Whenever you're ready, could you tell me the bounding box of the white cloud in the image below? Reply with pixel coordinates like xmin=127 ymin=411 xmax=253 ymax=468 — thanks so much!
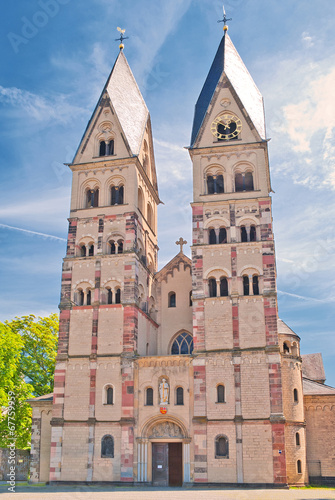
xmin=301 ymin=31 xmax=314 ymax=48
xmin=0 ymin=85 xmax=87 ymax=125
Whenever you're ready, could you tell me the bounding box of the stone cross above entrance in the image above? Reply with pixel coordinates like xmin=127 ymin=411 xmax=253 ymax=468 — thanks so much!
xmin=175 ymin=237 xmax=187 ymax=254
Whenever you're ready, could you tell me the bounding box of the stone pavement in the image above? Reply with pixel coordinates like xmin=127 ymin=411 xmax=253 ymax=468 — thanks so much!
xmin=0 ymin=484 xmax=335 ymax=500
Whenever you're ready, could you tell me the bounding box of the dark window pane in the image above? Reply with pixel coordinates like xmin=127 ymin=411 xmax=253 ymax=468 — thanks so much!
xmin=89 ymin=245 xmax=94 ymax=257
xmin=297 ymin=460 xmax=302 ymax=474
xmin=111 ymin=186 xmax=117 ymax=205
xmin=146 ymin=388 xmax=153 ymax=406
xmin=217 ymin=385 xmax=225 ymax=403
xmin=253 ymin=275 xmax=259 ymax=295
xmin=118 ymin=240 xmax=123 ymax=254
xmin=209 ymin=278 xmax=217 ymax=298
xmin=169 ymin=293 xmax=176 ymax=307
xmin=107 ymin=289 xmax=113 ymax=305
xmin=171 ymin=333 xmax=193 ymax=355
xmin=78 ymin=290 xmax=84 ymax=306
xmin=219 ymin=228 xmax=227 ymax=244
xmin=245 ymin=172 xmax=254 ymax=191
xmin=99 ymin=141 xmax=106 ymax=157
xmin=207 ymin=175 xmax=215 ymax=194
xmin=294 ymin=389 xmax=298 ymax=402
xmin=107 ymin=387 xmax=113 ymax=405
xmin=220 ymin=278 xmax=228 ymax=297
xmin=80 ymin=245 xmax=86 ymax=257
xmin=180 ymin=339 xmax=189 ymax=354
xmin=296 ymin=433 xmax=300 ymax=446
xmin=241 ymin=226 xmax=248 ymax=242
xmin=115 ymin=289 xmax=121 ymax=304
xmin=87 ymin=290 xmax=91 ymax=306
xmin=110 ymin=242 xmax=116 ymax=254
xmin=209 ymin=229 xmax=217 ymax=245
xmin=108 ymin=140 xmax=114 ymax=156
xmin=235 ymin=173 xmax=243 ymax=192
xmin=93 ymin=189 xmax=99 ymax=207
xmin=216 ymin=437 xmax=228 ymax=457
xmin=216 ymin=175 xmax=224 ymax=193
xmin=176 ymin=387 xmax=184 ymax=405
xmin=250 ymin=225 xmax=256 ymax=242
xmin=101 ymin=435 xmax=114 ymax=458
xmin=243 ymin=276 xmax=249 ymax=296
xmin=119 ymin=185 xmax=124 ymax=204
xmin=171 ymin=340 xmax=179 ymax=355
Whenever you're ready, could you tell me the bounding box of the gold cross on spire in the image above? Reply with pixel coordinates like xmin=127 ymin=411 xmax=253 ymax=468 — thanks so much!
xmin=176 ymin=237 xmax=187 ymax=254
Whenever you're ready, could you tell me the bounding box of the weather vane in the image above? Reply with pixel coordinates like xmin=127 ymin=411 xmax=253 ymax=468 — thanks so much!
xmin=217 ymin=5 xmax=232 ymax=33
xmin=115 ymin=27 xmax=129 ymax=50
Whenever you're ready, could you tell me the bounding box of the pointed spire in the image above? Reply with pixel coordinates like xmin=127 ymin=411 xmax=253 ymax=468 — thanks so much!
xmin=190 ymin=34 xmax=266 ymax=147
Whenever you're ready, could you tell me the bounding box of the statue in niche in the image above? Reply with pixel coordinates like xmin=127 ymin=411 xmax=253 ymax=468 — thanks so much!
xmin=159 ymin=378 xmax=169 ymax=404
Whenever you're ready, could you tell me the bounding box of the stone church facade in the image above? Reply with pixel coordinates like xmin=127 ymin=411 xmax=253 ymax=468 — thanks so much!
xmin=29 ymin=31 xmax=335 ymax=486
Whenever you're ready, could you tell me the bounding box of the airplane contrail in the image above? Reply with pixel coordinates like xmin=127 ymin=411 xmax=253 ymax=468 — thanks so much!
xmin=0 ymin=223 xmax=66 ymax=242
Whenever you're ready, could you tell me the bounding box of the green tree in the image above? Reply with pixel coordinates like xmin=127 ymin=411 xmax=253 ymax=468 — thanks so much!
xmin=0 ymin=314 xmax=58 ymax=449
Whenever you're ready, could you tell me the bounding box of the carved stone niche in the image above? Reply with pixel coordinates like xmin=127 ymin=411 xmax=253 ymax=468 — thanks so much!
xmin=149 ymin=421 xmax=184 ymax=439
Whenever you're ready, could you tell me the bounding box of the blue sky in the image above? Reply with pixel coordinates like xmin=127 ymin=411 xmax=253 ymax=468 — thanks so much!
xmin=1 ymin=0 xmax=335 ymax=385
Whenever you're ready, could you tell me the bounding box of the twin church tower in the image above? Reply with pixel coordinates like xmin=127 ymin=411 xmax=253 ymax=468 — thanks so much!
xmin=30 ymin=28 xmax=308 ymax=486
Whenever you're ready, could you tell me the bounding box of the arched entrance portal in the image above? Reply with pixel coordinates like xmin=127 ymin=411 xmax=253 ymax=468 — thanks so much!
xmin=138 ymin=417 xmax=191 ymax=486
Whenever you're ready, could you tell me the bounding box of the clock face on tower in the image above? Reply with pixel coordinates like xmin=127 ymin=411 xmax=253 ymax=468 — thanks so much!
xmin=211 ymin=113 xmax=242 ymax=140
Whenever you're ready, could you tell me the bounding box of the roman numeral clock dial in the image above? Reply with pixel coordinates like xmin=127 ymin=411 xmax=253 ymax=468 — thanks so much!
xmin=211 ymin=113 xmax=242 ymax=140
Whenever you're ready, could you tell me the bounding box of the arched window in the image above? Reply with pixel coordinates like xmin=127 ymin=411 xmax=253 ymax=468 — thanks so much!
xmin=176 ymin=387 xmax=184 ymax=405
xmin=111 ymin=185 xmax=124 ymax=205
xmin=294 ymin=388 xmax=298 ymax=403
xmin=283 ymin=342 xmax=290 ymax=354
xmin=295 ymin=432 xmax=300 ymax=446
xmin=209 ymin=278 xmax=217 ymax=298
xmin=219 ymin=227 xmax=227 ymax=244
xmin=220 ymin=278 xmax=228 ymax=297
xmin=235 ymin=172 xmax=254 ymax=192
xmin=207 ymin=174 xmax=224 ymax=194
xmin=146 ymin=388 xmax=153 ymax=406
xmin=86 ymin=290 xmax=91 ymax=306
xmin=168 ymin=292 xmax=176 ymax=308
xmin=250 ymin=225 xmax=256 ymax=242
xmin=101 ymin=435 xmax=114 ymax=458
xmin=99 ymin=140 xmax=106 ymax=156
xmin=171 ymin=332 xmax=193 ymax=355
xmin=80 ymin=245 xmax=86 ymax=257
xmin=243 ymin=275 xmax=249 ymax=296
xmin=107 ymin=288 xmax=113 ymax=305
xmin=106 ymin=387 xmax=113 ymax=405
xmin=138 ymin=188 xmax=144 ymax=214
xmin=115 ymin=288 xmax=121 ymax=304
xmin=217 ymin=384 xmax=225 ymax=403
xmin=207 ymin=175 xmax=215 ymax=194
xmin=252 ymin=275 xmax=259 ymax=296
xmin=209 ymin=229 xmax=217 ymax=245
xmin=245 ymin=172 xmax=254 ymax=191
xmin=108 ymin=140 xmax=114 ymax=156
xmin=117 ymin=240 xmax=124 ymax=254
xmin=78 ymin=289 xmax=84 ymax=306
xmin=147 ymin=203 xmax=153 ymax=229
xmin=235 ymin=173 xmax=244 ymax=192
xmin=215 ymin=436 xmax=229 ymax=458
xmin=297 ymin=460 xmax=302 ymax=474
xmin=109 ymin=241 xmax=116 ymax=255
xmin=189 ymin=291 xmax=192 ymax=307
xmin=86 ymin=188 xmax=99 ymax=208
xmin=241 ymin=226 xmax=248 ymax=242
xmin=89 ymin=245 xmax=94 ymax=257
